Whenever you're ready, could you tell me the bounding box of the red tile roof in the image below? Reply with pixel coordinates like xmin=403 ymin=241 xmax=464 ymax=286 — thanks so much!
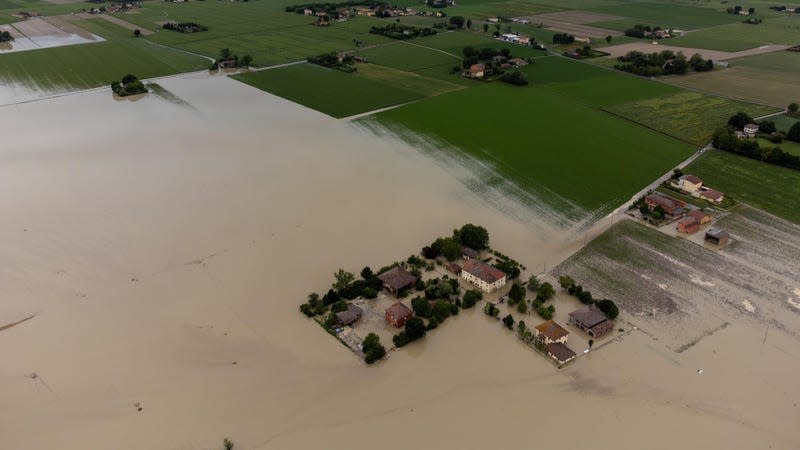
xmin=701 ymin=189 xmax=724 ymax=200
xmin=681 ymin=174 xmax=702 ymax=184
xmin=688 ymin=210 xmax=710 ymax=221
xmin=462 ymin=259 xmax=506 ymax=283
xmin=377 ymin=266 xmax=417 ymax=291
xmin=535 ymin=320 xmax=569 ymax=341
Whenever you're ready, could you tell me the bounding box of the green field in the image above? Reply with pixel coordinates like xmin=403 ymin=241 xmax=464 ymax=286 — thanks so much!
xmin=353 ymin=41 xmax=461 ymax=72
xmin=588 ymin=3 xmax=744 ymax=30
xmin=757 ymin=137 xmax=800 ymax=156
xmin=770 ymin=114 xmax=800 ymax=133
xmin=670 ymin=17 xmax=800 ymax=52
xmin=605 ymin=92 xmax=778 ymax=146
xmin=685 ymin=150 xmax=800 ymax=223
xmin=233 ymin=63 xmax=444 ymax=118
xmin=0 ymin=19 xmax=208 ymax=93
xmin=365 ymin=79 xmax=693 ymax=217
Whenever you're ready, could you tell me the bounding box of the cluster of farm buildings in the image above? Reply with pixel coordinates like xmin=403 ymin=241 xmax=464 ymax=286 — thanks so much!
xmin=301 ymin=4 xmax=446 ymax=21
xmin=468 ymin=56 xmax=528 ymax=78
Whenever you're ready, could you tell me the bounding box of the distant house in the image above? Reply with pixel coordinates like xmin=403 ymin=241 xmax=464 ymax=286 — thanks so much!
xmin=705 ymin=227 xmax=730 ymax=246
xmin=461 ymin=259 xmax=506 ymax=293
xmin=688 ymin=209 xmax=712 ymax=225
xmin=377 ymin=266 xmax=418 ymax=295
xmin=446 ymin=262 xmax=462 ymax=275
xmin=303 ymin=8 xmax=313 ymax=15
xmin=470 ymin=63 xmax=485 ymax=78
xmin=743 ymin=123 xmax=759 ymax=136
xmin=461 ymin=247 xmax=479 ymax=260
xmin=568 ymin=305 xmax=614 ymax=338
xmin=518 ymin=36 xmax=530 ymax=45
xmin=510 ymin=57 xmax=528 ymax=67
xmin=678 ymin=174 xmax=703 ymax=193
xmin=699 ymin=188 xmax=725 ymax=204
xmin=574 ymin=36 xmax=591 ymax=43
xmin=487 ymin=17 xmax=499 ymax=23
xmin=546 ymin=342 xmax=576 ymax=365
xmin=676 ymin=216 xmax=700 ymax=234
xmin=336 ymin=304 xmax=363 ymax=326
xmin=385 ymin=301 xmax=413 ymax=328
xmin=217 ymin=58 xmax=238 ymax=69
xmin=645 ymin=193 xmax=686 ymax=216
xmin=534 ymin=320 xmax=569 ymax=345
xmin=501 ymin=33 xmax=519 ymax=42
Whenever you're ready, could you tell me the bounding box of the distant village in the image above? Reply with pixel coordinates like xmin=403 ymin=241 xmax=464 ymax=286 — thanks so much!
xmin=299 ymin=224 xmax=620 ymax=367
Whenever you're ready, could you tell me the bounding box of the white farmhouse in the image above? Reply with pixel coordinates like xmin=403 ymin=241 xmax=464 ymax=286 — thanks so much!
xmin=461 ymin=259 xmax=506 ymax=293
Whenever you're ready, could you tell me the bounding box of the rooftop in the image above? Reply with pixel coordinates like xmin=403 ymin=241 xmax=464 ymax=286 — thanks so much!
xmin=680 ymin=174 xmax=702 ymax=184
xmin=701 ymin=189 xmax=724 ymax=200
xmin=462 ymin=259 xmax=506 ymax=283
xmin=535 ymin=320 xmax=569 ymax=341
xmin=377 ymin=266 xmax=417 ymax=291
xmin=546 ymin=342 xmax=576 ymax=363
xmin=385 ymin=301 xmax=412 ymax=318
xmin=568 ymin=305 xmax=608 ymax=328
xmin=706 ymin=227 xmax=729 ymax=239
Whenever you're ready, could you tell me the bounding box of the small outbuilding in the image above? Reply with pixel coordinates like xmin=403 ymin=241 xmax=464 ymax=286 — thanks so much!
xmin=677 ymin=217 xmax=700 ymax=234
xmin=688 ymin=209 xmax=712 ymax=225
xmin=546 ymin=342 xmax=577 ymax=365
xmin=469 ymin=63 xmax=485 ymax=78
xmin=568 ymin=305 xmax=614 ymax=338
xmin=699 ymin=188 xmax=725 ymax=204
xmin=377 ymin=266 xmax=418 ymax=296
xmin=446 ymin=263 xmax=462 ymax=275
xmin=461 ymin=247 xmax=479 ymax=260
xmin=335 ymin=304 xmax=363 ymax=326
xmin=705 ymin=227 xmax=730 ymax=247
xmin=385 ymin=301 xmax=413 ymax=328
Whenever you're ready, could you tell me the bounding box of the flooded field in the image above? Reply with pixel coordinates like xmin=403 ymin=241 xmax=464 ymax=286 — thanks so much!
xmin=0 ymin=17 xmax=102 ymax=54
xmin=1 ymin=74 xmax=798 ymax=450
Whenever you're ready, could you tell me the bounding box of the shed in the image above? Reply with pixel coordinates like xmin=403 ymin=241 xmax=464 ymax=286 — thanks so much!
xmin=377 ymin=266 xmax=417 ymax=295
xmin=546 ymin=342 xmax=577 ymax=364
xmin=335 ymin=304 xmax=363 ymax=326
xmin=385 ymin=301 xmax=413 ymax=328
xmin=705 ymin=228 xmax=730 ymax=246
xmin=568 ymin=305 xmax=613 ymax=338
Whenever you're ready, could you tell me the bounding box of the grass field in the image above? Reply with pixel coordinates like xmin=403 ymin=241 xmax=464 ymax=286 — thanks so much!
xmin=770 ymin=114 xmax=800 ymax=133
xmin=233 ymin=63 xmax=439 ymax=118
xmin=669 ymin=17 xmax=800 ymax=52
xmin=605 ymin=92 xmax=778 ymax=146
xmin=0 ymin=18 xmax=208 ymax=93
xmin=757 ymin=137 xmax=800 ymax=156
xmin=685 ymin=150 xmax=800 ymax=223
xmin=587 ymin=2 xmax=744 ymax=30
xmin=365 ymin=80 xmax=693 ymax=217
xmin=353 ymin=41 xmax=461 ymax=72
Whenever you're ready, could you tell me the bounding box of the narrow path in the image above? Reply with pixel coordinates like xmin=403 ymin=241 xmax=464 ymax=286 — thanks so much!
xmin=400 ymin=39 xmax=461 ymax=59
xmin=343 ymin=99 xmax=420 ymax=121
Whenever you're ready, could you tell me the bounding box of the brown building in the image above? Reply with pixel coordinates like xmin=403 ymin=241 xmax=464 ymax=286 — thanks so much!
xmin=699 ymin=188 xmax=725 ymax=204
xmin=568 ymin=305 xmax=614 ymax=338
xmin=677 ymin=217 xmax=700 ymax=234
xmin=461 ymin=259 xmax=507 ymax=293
xmin=534 ymin=320 xmax=569 ymax=345
xmin=461 ymin=247 xmax=478 ymax=260
xmin=705 ymin=228 xmax=730 ymax=246
xmin=385 ymin=302 xmax=413 ymax=328
xmin=469 ymin=63 xmax=485 ymax=78
xmin=335 ymin=304 xmax=363 ymax=326
xmin=688 ymin=209 xmax=712 ymax=225
xmin=377 ymin=266 xmax=418 ymax=295
xmin=645 ymin=193 xmax=686 ymax=216
xmin=546 ymin=342 xmax=577 ymax=365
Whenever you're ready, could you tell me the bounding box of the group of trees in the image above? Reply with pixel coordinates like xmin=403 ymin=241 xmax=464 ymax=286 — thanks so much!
xmin=624 ymin=24 xmax=666 ymax=38
xmin=712 ymin=126 xmax=800 ymax=171
xmin=285 ymin=0 xmax=385 ymax=14
xmin=492 ymin=252 xmax=521 ymax=279
xmin=369 ymin=23 xmax=437 ymax=39
xmin=0 ymin=30 xmax=14 ymax=42
xmin=393 ymin=316 xmax=426 ymax=347
xmin=362 ymin=333 xmax=386 ymax=364
xmin=558 ymin=275 xmax=619 ymax=319
xmin=163 ymin=22 xmax=208 ymax=33
xmin=111 ymin=74 xmax=147 ymax=97
xmin=211 ymin=48 xmax=252 ymax=70
xmin=552 ymin=33 xmax=574 ymax=44
xmin=299 ymin=267 xmax=383 ymax=318
xmin=726 ymin=5 xmax=755 ymax=14
xmin=461 ymin=289 xmax=483 ymax=308
xmin=422 ymin=223 xmax=489 ymax=261
xmin=614 ymin=50 xmax=710 ymax=77
xmin=499 ymin=70 xmax=528 ymax=86
xmin=307 ymin=51 xmax=356 ymax=72
xmin=503 ymin=275 xmax=555 ymax=318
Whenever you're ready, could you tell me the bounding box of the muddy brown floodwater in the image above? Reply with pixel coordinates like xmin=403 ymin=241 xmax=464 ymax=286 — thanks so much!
xmin=0 ymin=73 xmax=797 ymax=450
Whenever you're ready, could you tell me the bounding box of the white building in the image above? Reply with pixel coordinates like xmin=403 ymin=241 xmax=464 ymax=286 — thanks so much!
xmin=461 ymin=259 xmax=506 ymax=293
xmin=678 ymin=174 xmax=703 ymax=193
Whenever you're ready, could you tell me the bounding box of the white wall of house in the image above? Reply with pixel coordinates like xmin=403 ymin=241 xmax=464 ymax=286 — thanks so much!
xmin=535 ymin=330 xmax=568 ymax=345
xmin=461 ymin=271 xmax=506 ymax=293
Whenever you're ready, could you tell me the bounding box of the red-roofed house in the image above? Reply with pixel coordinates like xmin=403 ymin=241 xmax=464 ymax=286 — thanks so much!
xmin=678 ymin=174 xmax=703 ymax=193
xmin=534 ymin=320 xmax=569 ymax=345
xmin=677 ymin=216 xmax=700 ymax=234
xmin=385 ymin=302 xmax=413 ymax=328
xmin=645 ymin=194 xmax=686 ymax=215
xmin=699 ymin=188 xmax=725 ymax=204
xmin=688 ymin=210 xmax=712 ymax=225
xmin=469 ymin=63 xmax=485 ymax=78
xmin=461 ymin=259 xmax=506 ymax=293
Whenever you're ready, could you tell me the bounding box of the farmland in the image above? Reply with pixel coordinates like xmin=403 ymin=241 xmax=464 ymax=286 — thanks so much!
xmin=685 ymin=150 xmax=800 ymax=224
xmin=363 ymin=78 xmax=693 ymax=219
xmin=771 ymin=114 xmax=800 ymax=133
xmin=605 ymin=92 xmax=778 ymax=147
xmin=669 ymin=17 xmax=800 ymax=52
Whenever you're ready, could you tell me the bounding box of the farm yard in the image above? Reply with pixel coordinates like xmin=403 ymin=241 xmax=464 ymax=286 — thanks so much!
xmin=604 ymin=92 xmax=778 ymax=147
xmin=684 ymin=150 xmax=800 ymax=224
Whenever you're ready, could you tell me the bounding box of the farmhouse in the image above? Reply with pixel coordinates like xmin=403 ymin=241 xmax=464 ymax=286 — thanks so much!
xmin=534 ymin=320 xmax=569 ymax=345
xmin=743 ymin=123 xmax=759 ymax=136
xmin=699 ymin=188 xmax=725 ymax=204
xmin=546 ymin=342 xmax=577 ymax=365
xmin=487 ymin=17 xmax=499 ymax=23
xmin=676 ymin=216 xmax=700 ymax=234
xmin=510 ymin=57 xmax=528 ymax=67
xmin=688 ymin=210 xmax=712 ymax=224
xmin=678 ymin=174 xmax=703 ymax=193
xmin=470 ymin=63 xmax=485 ymax=78
xmin=574 ymin=37 xmax=591 ymax=43
xmin=335 ymin=304 xmax=363 ymax=326
xmin=461 ymin=259 xmax=506 ymax=293
xmin=385 ymin=301 xmax=413 ymax=328
xmin=705 ymin=228 xmax=730 ymax=246
xmin=568 ymin=305 xmax=614 ymax=338
xmin=645 ymin=193 xmax=686 ymax=216
xmin=501 ymin=33 xmax=519 ymax=43
xmin=377 ymin=266 xmax=418 ymax=295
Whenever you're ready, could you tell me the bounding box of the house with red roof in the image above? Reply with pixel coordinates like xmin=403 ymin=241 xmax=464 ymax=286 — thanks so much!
xmin=461 ymin=259 xmax=506 ymax=293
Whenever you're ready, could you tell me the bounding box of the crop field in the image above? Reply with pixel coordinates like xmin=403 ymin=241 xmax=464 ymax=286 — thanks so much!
xmin=685 ymin=150 xmax=800 ymax=224
xmin=605 ymin=92 xmax=778 ymax=147
xmin=669 ymin=17 xmax=800 ymax=52
xmin=411 ymin=31 xmax=548 ymax=59
xmin=770 ymin=114 xmax=800 ymax=133
xmin=353 ymin=41 xmax=461 ymax=72
xmin=233 ymin=63 xmax=433 ymax=118
xmin=757 ymin=138 xmax=800 ymax=156
xmin=0 ymin=18 xmax=208 ymax=94
xmin=364 ymin=80 xmax=693 ymax=218
xmin=587 ymin=3 xmax=744 ymax=30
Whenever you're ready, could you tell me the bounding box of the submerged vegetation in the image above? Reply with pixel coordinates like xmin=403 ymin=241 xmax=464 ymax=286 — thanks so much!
xmin=110 ymin=74 xmax=147 ymax=96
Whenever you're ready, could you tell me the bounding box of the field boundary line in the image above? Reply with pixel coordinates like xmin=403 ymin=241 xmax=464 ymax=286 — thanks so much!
xmin=400 ymin=40 xmax=461 ymax=59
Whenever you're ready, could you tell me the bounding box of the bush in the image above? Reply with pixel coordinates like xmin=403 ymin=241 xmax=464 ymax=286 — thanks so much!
xmin=462 ymin=289 xmax=483 ymax=308
xmin=596 ymin=299 xmax=620 ymax=319
xmin=517 ymin=301 xmax=528 ymax=314
xmin=536 ymin=305 xmax=553 ymax=320
xmin=421 ymin=246 xmax=439 ymax=259
xmin=499 ymin=71 xmax=528 ymax=86
xmin=508 ymin=282 xmax=525 ymax=303
xmin=788 ymin=122 xmax=800 ymax=142
xmin=431 ymin=299 xmax=453 ymax=323
xmin=527 ymin=274 xmax=540 ymax=291
xmin=483 ymin=302 xmax=500 ymax=317
xmin=363 ymin=287 xmax=378 ymax=299
xmin=728 ymin=111 xmax=754 ymax=129
xmin=502 ymin=314 xmax=515 ymax=329
xmin=558 ymin=275 xmax=575 ymax=290
xmin=405 ymin=317 xmax=427 ymax=340
xmin=331 ymin=300 xmax=348 ymax=313
xmin=411 ymin=296 xmax=432 ymax=318
xmin=577 ymin=290 xmax=594 ymax=304
xmin=536 ymin=282 xmax=555 ymax=301
xmin=363 ymin=333 xmax=386 ymax=364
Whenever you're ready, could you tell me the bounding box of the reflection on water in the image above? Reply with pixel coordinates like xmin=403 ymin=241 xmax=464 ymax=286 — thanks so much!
xmin=0 ymin=33 xmax=103 ymax=53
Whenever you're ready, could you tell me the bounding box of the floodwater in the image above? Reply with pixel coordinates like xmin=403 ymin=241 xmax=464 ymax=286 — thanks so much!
xmin=0 ymin=74 xmax=797 ymax=450
xmin=0 ymin=19 xmax=103 ymax=54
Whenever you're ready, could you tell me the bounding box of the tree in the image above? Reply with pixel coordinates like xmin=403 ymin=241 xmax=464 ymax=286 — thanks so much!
xmin=412 ymin=296 xmax=432 ymax=318
xmin=458 ymin=223 xmax=489 ymax=249
xmin=484 ymin=302 xmax=500 ymax=317
xmin=517 ymin=300 xmax=528 ymax=314
xmin=517 ymin=320 xmax=528 ymax=339
xmin=536 ymin=282 xmax=555 ymax=301
xmin=363 ymin=333 xmax=386 ymax=364
xmin=789 ymin=102 xmax=799 ymax=114
xmin=508 ymin=282 xmax=525 ymax=303
xmin=322 ymin=289 xmax=340 ymax=306
xmin=462 ymin=289 xmax=483 ymax=308
xmin=432 ymin=299 xmax=453 ymax=322
xmin=333 ymin=269 xmax=355 ymax=291
xmin=527 ymin=274 xmax=540 ymax=291
xmin=536 ymin=304 xmax=553 ymax=320
xmin=759 ymin=121 xmax=776 ymax=134
xmin=558 ymin=275 xmax=575 ymax=290
xmin=331 ymin=299 xmax=348 ymax=313
xmin=220 ymin=48 xmax=232 ymax=59
xmin=499 ymin=71 xmax=528 ymax=86
xmin=596 ymin=299 xmax=620 ymax=319
xmin=466 ymin=18 xmax=472 ymax=29
xmin=787 ymin=122 xmax=800 ymax=142
xmin=224 ymin=438 xmax=234 ymax=450
xmin=240 ymin=55 xmax=253 ymax=67
xmin=432 ymin=237 xmax=461 ymax=261
xmin=728 ymin=111 xmax=754 ymax=129
xmin=502 ymin=314 xmax=515 ymax=329
xmin=449 ymin=15 xmax=465 ymax=28
xmin=577 ymin=290 xmax=593 ymax=304
xmin=361 ymin=266 xmax=374 ymax=280
xmin=483 ymin=23 xmax=489 ymax=32
xmin=133 ymin=29 xmax=141 ymax=37
xmin=605 ymin=35 xmax=612 ymax=43
xmin=405 ymin=316 xmax=427 ymax=340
